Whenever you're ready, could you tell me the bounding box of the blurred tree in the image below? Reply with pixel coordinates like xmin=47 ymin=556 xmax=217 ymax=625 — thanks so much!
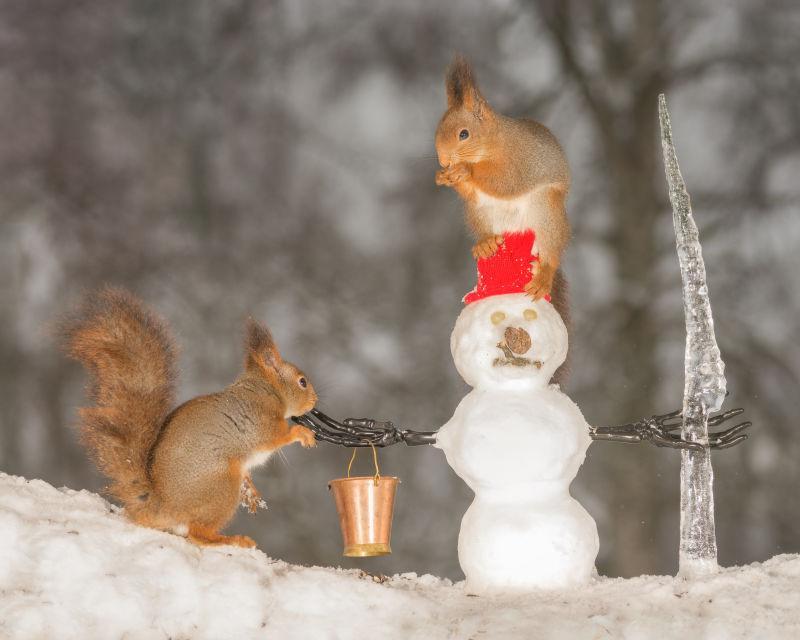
xmin=0 ymin=0 xmax=798 ymax=580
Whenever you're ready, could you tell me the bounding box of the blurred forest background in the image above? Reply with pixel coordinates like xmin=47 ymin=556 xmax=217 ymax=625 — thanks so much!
xmin=2 ymin=0 xmax=799 ymax=580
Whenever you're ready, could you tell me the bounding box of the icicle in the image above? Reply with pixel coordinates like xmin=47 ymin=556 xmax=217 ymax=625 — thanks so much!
xmin=658 ymin=94 xmax=727 ymax=577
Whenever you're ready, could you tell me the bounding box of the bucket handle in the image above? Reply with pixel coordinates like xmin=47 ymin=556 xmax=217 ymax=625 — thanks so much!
xmin=347 ymin=443 xmax=381 ymax=486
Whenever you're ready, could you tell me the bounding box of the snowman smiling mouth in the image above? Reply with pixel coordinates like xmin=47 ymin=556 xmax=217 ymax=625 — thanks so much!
xmin=493 ymin=326 xmax=543 ymax=369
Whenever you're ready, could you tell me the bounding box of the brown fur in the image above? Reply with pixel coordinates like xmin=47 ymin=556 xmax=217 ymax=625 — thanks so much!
xmin=445 ymin=54 xmax=481 ymax=111
xmin=60 ymin=287 xmax=178 ymax=509
xmin=435 ymin=55 xmax=572 ymax=305
xmin=61 ymin=288 xmax=317 ymax=547
xmin=549 ymin=269 xmax=571 ymax=386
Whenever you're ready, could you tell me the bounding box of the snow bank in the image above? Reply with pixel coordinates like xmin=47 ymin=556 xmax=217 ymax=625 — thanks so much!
xmin=1 ymin=472 xmax=798 ymax=640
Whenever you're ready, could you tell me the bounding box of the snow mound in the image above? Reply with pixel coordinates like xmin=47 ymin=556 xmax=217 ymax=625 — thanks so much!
xmin=1 ymin=472 xmax=798 ymax=640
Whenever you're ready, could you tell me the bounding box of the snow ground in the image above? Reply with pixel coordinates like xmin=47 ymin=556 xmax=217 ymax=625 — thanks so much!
xmin=0 ymin=472 xmax=798 ymax=640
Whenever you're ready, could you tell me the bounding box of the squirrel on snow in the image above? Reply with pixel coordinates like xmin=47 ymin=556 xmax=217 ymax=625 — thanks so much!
xmin=435 ymin=55 xmax=571 ymax=309
xmin=61 ymin=287 xmax=317 ymax=548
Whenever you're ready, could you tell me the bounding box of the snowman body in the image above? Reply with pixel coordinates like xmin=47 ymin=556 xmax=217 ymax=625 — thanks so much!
xmin=436 ymin=293 xmax=599 ymax=592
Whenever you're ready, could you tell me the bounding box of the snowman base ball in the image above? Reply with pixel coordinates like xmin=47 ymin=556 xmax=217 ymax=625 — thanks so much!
xmin=435 ymin=293 xmax=599 ymax=593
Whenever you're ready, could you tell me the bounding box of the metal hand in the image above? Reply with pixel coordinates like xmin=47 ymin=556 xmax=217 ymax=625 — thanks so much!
xmin=342 ymin=417 xmax=438 ymax=446
xmin=291 ymin=409 xmax=435 ymax=447
xmin=590 ymin=407 xmax=752 ymax=450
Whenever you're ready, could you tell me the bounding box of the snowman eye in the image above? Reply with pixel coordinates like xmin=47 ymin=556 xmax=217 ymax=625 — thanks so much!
xmin=524 ymin=309 xmax=538 ymax=321
xmin=491 ymin=311 xmax=506 ymax=325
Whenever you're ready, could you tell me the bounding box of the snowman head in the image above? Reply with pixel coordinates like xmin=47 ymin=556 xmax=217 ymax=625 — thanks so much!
xmin=451 ymin=293 xmax=567 ymax=390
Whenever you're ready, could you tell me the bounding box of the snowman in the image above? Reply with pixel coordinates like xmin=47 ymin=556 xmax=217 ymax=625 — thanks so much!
xmin=434 ymin=291 xmax=598 ymax=592
xmin=305 ymin=231 xmax=600 ymax=592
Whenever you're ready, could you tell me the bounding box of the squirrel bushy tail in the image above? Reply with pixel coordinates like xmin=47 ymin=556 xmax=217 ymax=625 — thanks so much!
xmin=61 ymin=287 xmax=177 ymax=510
xmin=550 ymin=269 xmax=571 ymax=386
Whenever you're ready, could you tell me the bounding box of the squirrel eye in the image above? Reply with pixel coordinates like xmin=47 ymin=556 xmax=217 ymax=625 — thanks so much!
xmin=459 ymin=129 xmax=469 ymax=141
xmin=298 ymin=376 xmax=307 ymax=389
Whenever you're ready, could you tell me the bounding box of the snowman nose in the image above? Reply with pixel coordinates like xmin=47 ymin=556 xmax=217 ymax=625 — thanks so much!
xmin=504 ymin=326 xmax=531 ymax=355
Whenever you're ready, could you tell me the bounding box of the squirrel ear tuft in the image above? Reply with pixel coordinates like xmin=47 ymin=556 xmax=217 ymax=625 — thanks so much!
xmin=245 ymin=317 xmax=280 ymax=369
xmin=445 ymin=54 xmax=486 ymax=115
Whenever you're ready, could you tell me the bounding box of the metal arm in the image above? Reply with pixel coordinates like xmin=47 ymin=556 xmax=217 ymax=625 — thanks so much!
xmin=590 ymin=407 xmax=752 ymax=450
xmin=292 ymin=409 xmax=435 ymax=447
xmin=293 ymin=407 xmax=752 ymax=451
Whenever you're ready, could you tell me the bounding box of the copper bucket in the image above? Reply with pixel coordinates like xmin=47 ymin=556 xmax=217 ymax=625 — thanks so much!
xmin=328 ymin=447 xmax=399 ymax=557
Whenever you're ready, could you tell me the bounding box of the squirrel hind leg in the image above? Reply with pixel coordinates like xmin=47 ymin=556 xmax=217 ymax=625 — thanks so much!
xmin=129 ymin=507 xmax=191 ymax=540
xmin=127 ymin=499 xmax=171 ymax=529
xmin=187 ymin=523 xmax=257 ymax=549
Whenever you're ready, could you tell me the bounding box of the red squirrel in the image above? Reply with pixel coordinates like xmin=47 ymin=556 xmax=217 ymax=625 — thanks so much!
xmin=434 ymin=56 xmax=571 ymax=303
xmin=61 ymin=287 xmax=317 ymax=548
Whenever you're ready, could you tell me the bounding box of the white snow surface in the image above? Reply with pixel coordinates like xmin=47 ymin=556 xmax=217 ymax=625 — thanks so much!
xmin=2 ymin=473 xmax=799 ymax=640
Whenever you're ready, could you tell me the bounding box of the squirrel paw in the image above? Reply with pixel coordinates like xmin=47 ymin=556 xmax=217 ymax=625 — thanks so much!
xmin=240 ymin=475 xmax=267 ymax=514
xmin=435 ymin=163 xmax=471 ymax=187
xmin=524 ymin=263 xmax=555 ymax=300
xmin=191 ymin=533 xmax=256 ymax=548
xmin=187 ymin=525 xmax=258 ymax=548
xmin=472 ymin=235 xmax=504 ymax=260
xmin=292 ymin=425 xmax=317 ymax=448
xmin=226 ymin=535 xmax=257 ymax=548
